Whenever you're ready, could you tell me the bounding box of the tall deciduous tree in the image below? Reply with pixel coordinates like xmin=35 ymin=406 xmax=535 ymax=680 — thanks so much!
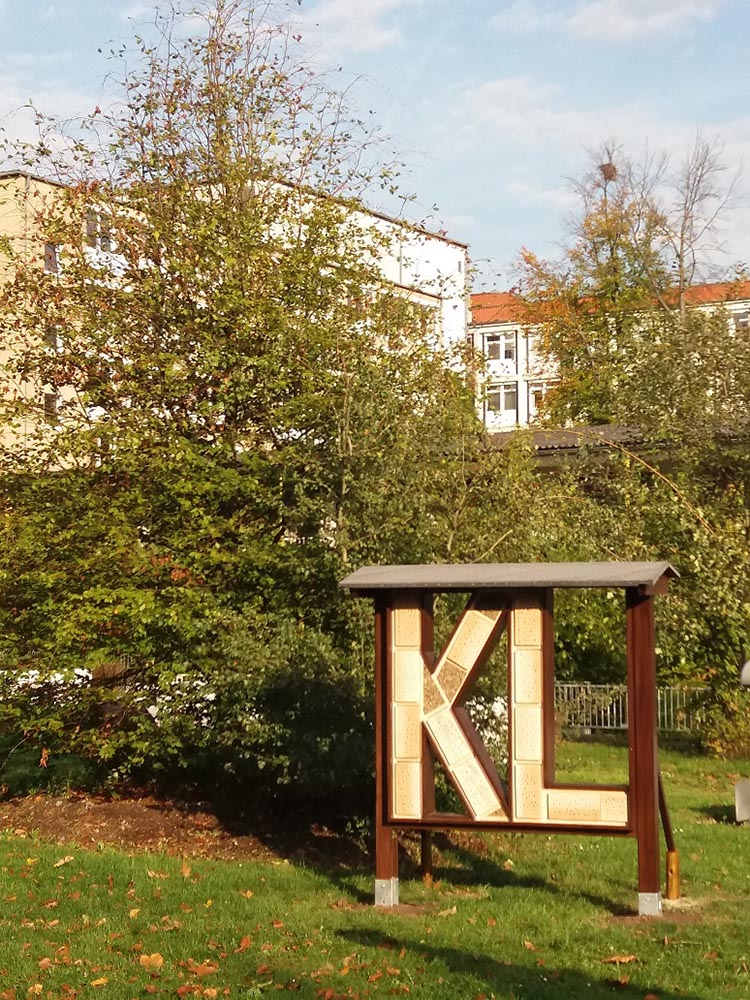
xmin=0 ymin=0 xmax=493 ymax=807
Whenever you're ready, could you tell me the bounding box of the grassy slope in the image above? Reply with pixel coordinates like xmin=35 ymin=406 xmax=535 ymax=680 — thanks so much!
xmin=1 ymin=742 xmax=749 ymax=999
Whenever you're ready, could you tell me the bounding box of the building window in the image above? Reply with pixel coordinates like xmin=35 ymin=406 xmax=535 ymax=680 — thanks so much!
xmin=528 ymin=381 xmax=556 ymax=419
xmin=733 ymin=310 xmax=750 ymax=332
xmin=44 ymin=243 xmax=58 ymax=274
xmin=43 ymin=392 xmax=59 ymax=424
xmin=487 ymin=382 xmax=518 ymax=417
xmin=43 ymin=326 xmax=59 ymax=350
xmin=486 ymin=331 xmax=517 ymax=367
xmin=85 ymin=210 xmax=112 ymax=252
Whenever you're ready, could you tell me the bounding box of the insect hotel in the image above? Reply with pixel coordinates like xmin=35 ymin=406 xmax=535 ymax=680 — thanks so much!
xmin=340 ymin=562 xmax=680 ymax=917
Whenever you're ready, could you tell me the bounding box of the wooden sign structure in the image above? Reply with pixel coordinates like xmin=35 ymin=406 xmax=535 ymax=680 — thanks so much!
xmin=340 ymin=561 xmax=679 ymax=917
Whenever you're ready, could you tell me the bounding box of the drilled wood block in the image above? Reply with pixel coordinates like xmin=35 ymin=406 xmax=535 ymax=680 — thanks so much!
xmin=393 ymin=649 xmax=425 ymax=703
xmin=513 ymin=705 xmax=543 ymax=762
xmin=393 ymin=761 xmax=422 ymax=819
xmin=393 ymin=604 xmax=422 ymax=648
xmin=513 ymin=648 xmax=542 ymax=704
xmin=600 ymin=791 xmax=629 ymax=825
xmin=427 ymin=707 xmax=468 ymax=769
xmin=513 ymin=763 xmax=543 ymax=821
xmin=393 ymin=704 xmax=422 ymax=760
xmin=512 ymin=601 xmax=543 ymax=648
xmin=444 ymin=610 xmax=497 ymax=669
xmin=453 ymin=758 xmax=503 ymax=819
xmin=546 ymin=789 xmax=602 ymax=823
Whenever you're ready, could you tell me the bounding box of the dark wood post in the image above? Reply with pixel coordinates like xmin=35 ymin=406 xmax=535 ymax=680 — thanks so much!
xmin=374 ymin=595 xmax=399 ymax=905
xmin=626 ymin=588 xmax=661 ymax=916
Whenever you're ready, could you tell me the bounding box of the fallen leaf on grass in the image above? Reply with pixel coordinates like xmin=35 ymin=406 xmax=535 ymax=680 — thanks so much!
xmin=147 ymin=869 xmax=169 ymax=880
xmin=129 ymin=908 xmax=141 ymax=919
xmin=139 ymin=953 xmax=164 ymax=970
xmin=437 ymin=906 xmax=456 ymax=917
xmin=255 ymin=964 xmax=272 ymax=975
xmin=180 ymin=861 xmax=192 ymax=878
xmin=234 ymin=935 xmax=252 ymax=953
xmin=188 ymin=960 xmax=219 ymax=977
xmin=238 ymin=890 xmax=253 ymax=899
xmin=90 ymin=978 xmax=108 ymax=988
xmin=37 ymin=958 xmax=52 ymax=972
xmin=601 ymin=955 xmax=638 ymax=965
xmin=523 ymin=941 xmax=537 ymax=951
xmin=644 ymin=994 xmax=659 ymax=1000
xmin=272 ymin=919 xmax=284 ymax=928
xmin=703 ymin=951 xmax=719 ymax=960
xmin=53 ymin=856 xmax=74 ymax=868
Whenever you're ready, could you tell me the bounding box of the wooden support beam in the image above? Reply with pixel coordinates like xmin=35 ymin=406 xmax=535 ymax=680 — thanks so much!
xmin=374 ymin=595 xmax=399 ymax=905
xmin=626 ymin=588 xmax=661 ymax=917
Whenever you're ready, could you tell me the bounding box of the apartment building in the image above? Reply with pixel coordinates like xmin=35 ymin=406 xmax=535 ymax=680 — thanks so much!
xmin=0 ymin=170 xmax=470 ymax=446
xmin=471 ymin=282 xmax=750 ymax=432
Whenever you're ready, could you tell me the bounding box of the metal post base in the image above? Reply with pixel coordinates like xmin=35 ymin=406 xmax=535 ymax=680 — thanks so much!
xmin=638 ymin=892 xmax=662 ymax=917
xmin=375 ymin=878 xmax=399 ymax=907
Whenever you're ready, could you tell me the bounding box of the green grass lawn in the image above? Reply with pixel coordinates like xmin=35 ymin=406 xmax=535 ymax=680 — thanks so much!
xmin=2 ymin=741 xmax=750 ymax=999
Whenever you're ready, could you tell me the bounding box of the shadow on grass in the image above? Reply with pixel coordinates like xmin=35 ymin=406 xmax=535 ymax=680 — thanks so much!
xmin=326 ymin=830 xmax=634 ymax=915
xmin=338 ymin=928 xmax=705 ymax=1000
xmin=698 ymin=804 xmax=738 ymax=824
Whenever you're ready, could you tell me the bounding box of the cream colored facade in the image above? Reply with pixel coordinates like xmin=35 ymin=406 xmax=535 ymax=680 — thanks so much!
xmin=0 ymin=171 xmax=470 ymax=450
xmin=0 ymin=170 xmax=66 ymax=447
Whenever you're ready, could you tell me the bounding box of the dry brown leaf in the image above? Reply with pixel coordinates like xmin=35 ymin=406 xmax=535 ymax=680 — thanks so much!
xmin=0 ymin=990 xmax=16 ymax=1000
xmin=37 ymin=957 xmax=52 ymax=972
xmin=703 ymin=951 xmax=719 ymax=960
xmin=90 ymin=978 xmax=108 ymax=988
xmin=235 ymin=935 xmax=252 ymax=953
xmin=129 ymin=908 xmax=141 ymax=919
xmin=147 ymin=869 xmax=169 ymax=880
xmin=523 ymin=940 xmax=537 ymax=951
xmin=139 ymin=953 xmax=164 ymax=971
xmin=601 ymin=954 xmax=638 ymax=965
xmin=437 ymin=905 xmax=457 ymax=917
xmin=272 ymin=919 xmax=284 ymax=928
xmin=238 ymin=889 xmax=253 ymax=899
xmin=255 ymin=963 xmax=272 ymax=975
xmin=28 ymin=987 xmax=43 ymax=997
xmin=180 ymin=860 xmax=192 ymax=878
xmin=53 ymin=856 xmax=74 ymax=869
xmin=188 ymin=960 xmax=219 ymax=978
xmin=385 ymin=966 xmax=401 ymax=976
xmin=203 ymin=991 xmax=219 ymax=999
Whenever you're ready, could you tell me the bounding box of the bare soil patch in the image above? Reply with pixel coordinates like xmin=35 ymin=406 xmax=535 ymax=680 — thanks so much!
xmin=0 ymin=792 xmax=367 ymax=868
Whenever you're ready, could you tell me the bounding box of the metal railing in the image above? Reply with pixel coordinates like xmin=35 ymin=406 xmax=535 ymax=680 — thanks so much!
xmin=554 ymin=682 xmax=709 ymax=734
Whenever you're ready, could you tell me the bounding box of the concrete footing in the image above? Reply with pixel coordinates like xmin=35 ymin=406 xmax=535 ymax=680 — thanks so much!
xmin=375 ymin=878 xmax=399 ymax=907
xmin=638 ymin=891 xmax=662 ymax=917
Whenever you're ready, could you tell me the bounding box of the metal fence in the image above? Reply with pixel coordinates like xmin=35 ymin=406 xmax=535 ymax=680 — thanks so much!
xmin=554 ymin=682 xmax=709 ymax=734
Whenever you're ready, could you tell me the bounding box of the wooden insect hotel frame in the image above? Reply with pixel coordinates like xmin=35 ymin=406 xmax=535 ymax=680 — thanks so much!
xmin=340 ymin=562 xmax=680 ymax=917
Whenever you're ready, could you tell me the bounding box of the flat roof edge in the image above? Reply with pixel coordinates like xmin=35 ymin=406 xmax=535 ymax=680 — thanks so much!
xmin=340 ymin=561 xmax=679 ymax=592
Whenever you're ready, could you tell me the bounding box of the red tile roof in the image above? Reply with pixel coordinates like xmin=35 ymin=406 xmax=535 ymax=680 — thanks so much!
xmin=471 ymin=280 xmax=750 ymax=326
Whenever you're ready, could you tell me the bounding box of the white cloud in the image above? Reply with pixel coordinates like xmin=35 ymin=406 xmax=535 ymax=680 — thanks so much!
xmin=567 ymin=0 xmax=723 ymax=41
xmin=504 ymin=179 xmax=578 ymax=212
xmin=490 ymin=0 xmax=728 ymax=41
xmin=301 ymin=0 xmax=421 ymax=54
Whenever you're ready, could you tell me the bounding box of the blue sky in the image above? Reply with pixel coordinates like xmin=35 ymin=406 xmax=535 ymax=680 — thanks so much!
xmin=2 ymin=0 xmax=750 ymax=288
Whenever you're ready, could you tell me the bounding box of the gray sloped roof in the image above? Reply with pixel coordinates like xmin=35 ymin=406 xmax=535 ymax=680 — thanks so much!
xmin=340 ymin=561 xmax=678 ymax=593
